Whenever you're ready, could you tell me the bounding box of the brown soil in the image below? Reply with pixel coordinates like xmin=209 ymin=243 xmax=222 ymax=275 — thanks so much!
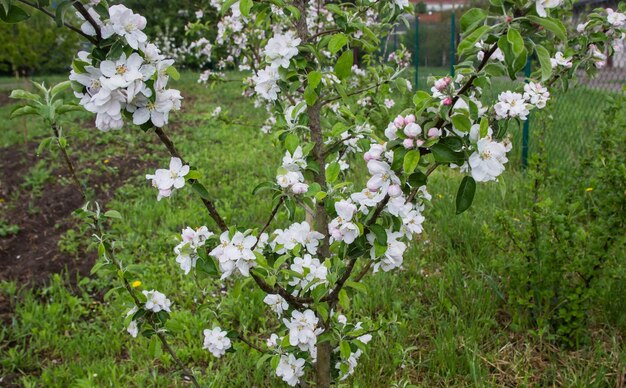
xmin=0 ymin=135 xmax=156 ymax=286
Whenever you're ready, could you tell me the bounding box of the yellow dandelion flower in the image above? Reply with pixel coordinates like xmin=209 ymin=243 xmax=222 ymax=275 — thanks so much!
xmin=585 ymin=187 xmax=593 ymax=192
xmin=131 ymin=280 xmax=142 ymax=288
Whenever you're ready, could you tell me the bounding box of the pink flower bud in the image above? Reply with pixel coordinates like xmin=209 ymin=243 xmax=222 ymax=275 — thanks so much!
xmin=442 ymin=97 xmax=453 ymax=106
xmin=388 ymin=184 xmax=402 ymax=197
xmin=405 ymin=114 xmax=416 ymax=123
xmin=403 ymin=123 xmax=421 ymax=138
xmin=364 ymin=152 xmax=373 ymax=162
xmin=415 ymin=139 xmax=425 ymax=147
xmin=428 ymin=127 xmax=442 ymax=138
xmin=291 ymin=182 xmax=309 ymax=194
xmin=402 ymin=138 xmax=415 ymax=149
xmin=393 ymin=115 xmax=405 ymax=128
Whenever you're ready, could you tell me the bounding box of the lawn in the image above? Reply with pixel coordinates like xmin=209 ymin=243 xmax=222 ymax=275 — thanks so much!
xmin=0 ymin=71 xmax=624 ymax=387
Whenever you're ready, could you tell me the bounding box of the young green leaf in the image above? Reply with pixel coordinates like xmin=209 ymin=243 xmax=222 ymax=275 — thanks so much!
xmin=455 ymin=176 xmax=476 ymax=214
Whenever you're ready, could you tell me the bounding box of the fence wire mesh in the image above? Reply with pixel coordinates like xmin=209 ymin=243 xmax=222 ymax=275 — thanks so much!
xmin=391 ymin=6 xmax=625 ymax=172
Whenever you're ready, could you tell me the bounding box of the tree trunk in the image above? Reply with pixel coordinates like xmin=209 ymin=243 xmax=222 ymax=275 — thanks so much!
xmin=315 ymin=341 xmax=332 ymax=387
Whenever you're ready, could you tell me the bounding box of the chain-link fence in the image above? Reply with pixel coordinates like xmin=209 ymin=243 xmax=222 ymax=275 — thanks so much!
xmin=388 ymin=7 xmax=625 ymax=172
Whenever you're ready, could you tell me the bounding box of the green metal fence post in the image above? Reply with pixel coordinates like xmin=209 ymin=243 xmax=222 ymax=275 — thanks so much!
xmin=450 ymin=13 xmax=456 ymax=76
xmin=522 ymin=58 xmax=532 ymax=169
xmin=414 ymin=16 xmax=419 ymax=89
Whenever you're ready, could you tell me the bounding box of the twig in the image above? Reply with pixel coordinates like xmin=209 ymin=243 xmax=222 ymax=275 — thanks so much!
xmin=252 ymin=196 xmax=285 ymax=250
xmin=153 ymin=126 xmax=228 ymax=231
xmin=16 ymin=0 xmax=98 ymax=44
xmin=51 ymin=123 xmax=86 ymax=199
xmin=113 ymin=251 xmax=201 ymax=387
xmin=71 ymin=0 xmax=102 ymax=41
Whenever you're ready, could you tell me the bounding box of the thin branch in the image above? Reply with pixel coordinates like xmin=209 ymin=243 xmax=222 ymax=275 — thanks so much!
xmin=252 ymin=196 xmax=285 ymax=250
xmin=71 ymin=0 xmax=102 ymax=41
xmin=113 ymin=252 xmax=200 ymax=387
xmin=153 ymin=127 xmax=228 ymax=231
xmin=16 ymin=0 xmax=98 ymax=44
xmin=52 ymin=124 xmax=86 ymax=199
xmin=237 ymin=334 xmax=267 ymax=354
xmin=322 ymin=79 xmax=392 ymax=105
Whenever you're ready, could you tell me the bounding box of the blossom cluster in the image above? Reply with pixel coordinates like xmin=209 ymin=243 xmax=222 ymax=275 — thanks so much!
xmin=276 ymin=146 xmax=309 ymax=194
xmin=209 ymin=231 xmax=263 ymax=279
xmin=203 ymin=327 xmax=232 ymax=358
xmin=145 ymin=157 xmax=189 ymax=200
xmin=70 ymin=4 xmax=182 ymax=131
xmin=173 ymin=226 xmax=213 ymax=274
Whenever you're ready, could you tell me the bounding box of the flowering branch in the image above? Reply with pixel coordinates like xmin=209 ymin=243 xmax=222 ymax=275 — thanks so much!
xmin=15 ymin=0 xmax=98 ymax=44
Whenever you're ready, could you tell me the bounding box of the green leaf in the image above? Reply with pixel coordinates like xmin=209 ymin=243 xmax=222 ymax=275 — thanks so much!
xmin=56 ymin=104 xmax=83 ymax=115
xmin=9 ymin=89 xmax=41 ymax=103
xmin=304 ymin=85 xmax=317 ymax=106
xmin=457 ymin=25 xmax=490 ymax=55
xmin=328 ymin=33 xmax=349 ymax=54
xmin=535 ymin=45 xmax=553 ymax=82
xmin=334 ymin=50 xmax=353 ymax=80
xmin=284 ymin=133 xmax=299 ymax=154
xmin=340 ymin=341 xmax=351 ymax=359
xmin=190 ymin=181 xmax=211 ymax=200
xmin=104 ymin=210 xmax=122 ymax=219
xmin=1 ymin=0 xmax=11 ymax=16
xmin=455 ymin=176 xmax=476 ymax=214
xmin=430 ymin=143 xmax=464 ymax=164
xmin=460 ymin=8 xmax=486 ymax=33
xmin=451 ymin=114 xmax=471 ymax=133
xmin=166 ymin=66 xmax=180 ymax=81
xmin=0 ymin=4 xmax=29 ymax=23
xmin=239 ymin=0 xmax=253 ymax=17
xmin=403 ymin=150 xmax=420 ymax=174
xmin=479 ymin=117 xmax=489 ymax=139
xmin=50 ymin=81 xmax=71 ymax=99
xmin=325 ymin=162 xmax=340 ymax=183
xmin=9 ymin=105 xmax=38 ymax=119
xmin=252 ymin=181 xmax=277 ymax=195
xmin=506 ymin=28 xmax=524 ymax=57
xmin=308 ymin=71 xmax=322 ymax=89
xmin=345 ymin=280 xmax=367 ymax=294
xmin=148 ymin=335 xmax=162 ymax=359
xmin=197 ymin=255 xmax=219 ymax=276
xmin=527 ymin=15 xmax=567 ymax=42
xmin=408 ymin=171 xmax=428 ymax=187
xmin=369 ymin=224 xmax=387 ymax=246
xmin=54 ymin=0 xmax=72 ymax=27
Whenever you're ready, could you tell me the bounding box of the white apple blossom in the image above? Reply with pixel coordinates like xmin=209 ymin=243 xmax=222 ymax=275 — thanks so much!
xmin=523 ymin=82 xmax=550 ymax=109
xmin=289 ymin=254 xmax=328 ymax=291
xmin=263 ymin=294 xmax=289 ymax=317
xmin=275 ymin=354 xmax=306 ymax=387
xmin=366 ymin=160 xmax=400 ymax=193
xmin=282 ymin=146 xmax=307 ymax=171
xmin=283 ymin=309 xmax=323 ymax=353
xmin=253 ymin=67 xmax=280 ymax=100
xmin=264 ymin=32 xmax=301 ymax=68
xmin=369 ymin=230 xmax=407 ymax=273
xmin=329 ymin=200 xmax=360 ymax=244
xmin=468 ymin=138 xmax=509 ymax=182
xmin=203 ymin=327 xmax=232 ymax=357
xmin=127 ymin=320 xmax=138 ymax=338
xmin=336 ymin=349 xmax=363 ymax=381
xmin=607 ymin=8 xmax=626 ymax=27
xmin=535 ymin=0 xmax=562 ymax=18
xmin=494 ymin=91 xmax=530 ymax=120
xmin=143 ymin=290 xmax=172 ymax=313
xmin=272 ymin=221 xmax=324 ymax=255
xmin=267 ymin=333 xmax=280 ymax=348
xmin=102 ymin=5 xmax=148 ymax=49
xmin=145 ymin=157 xmax=189 ymax=200
xmin=209 ymin=231 xmax=258 ymax=279
xmin=173 ymin=226 xmax=212 ymax=275
xmin=550 ymin=51 xmax=572 ymax=68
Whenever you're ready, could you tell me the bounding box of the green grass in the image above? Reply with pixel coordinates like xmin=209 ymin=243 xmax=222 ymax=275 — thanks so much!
xmin=0 ymin=71 xmax=624 ymax=387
